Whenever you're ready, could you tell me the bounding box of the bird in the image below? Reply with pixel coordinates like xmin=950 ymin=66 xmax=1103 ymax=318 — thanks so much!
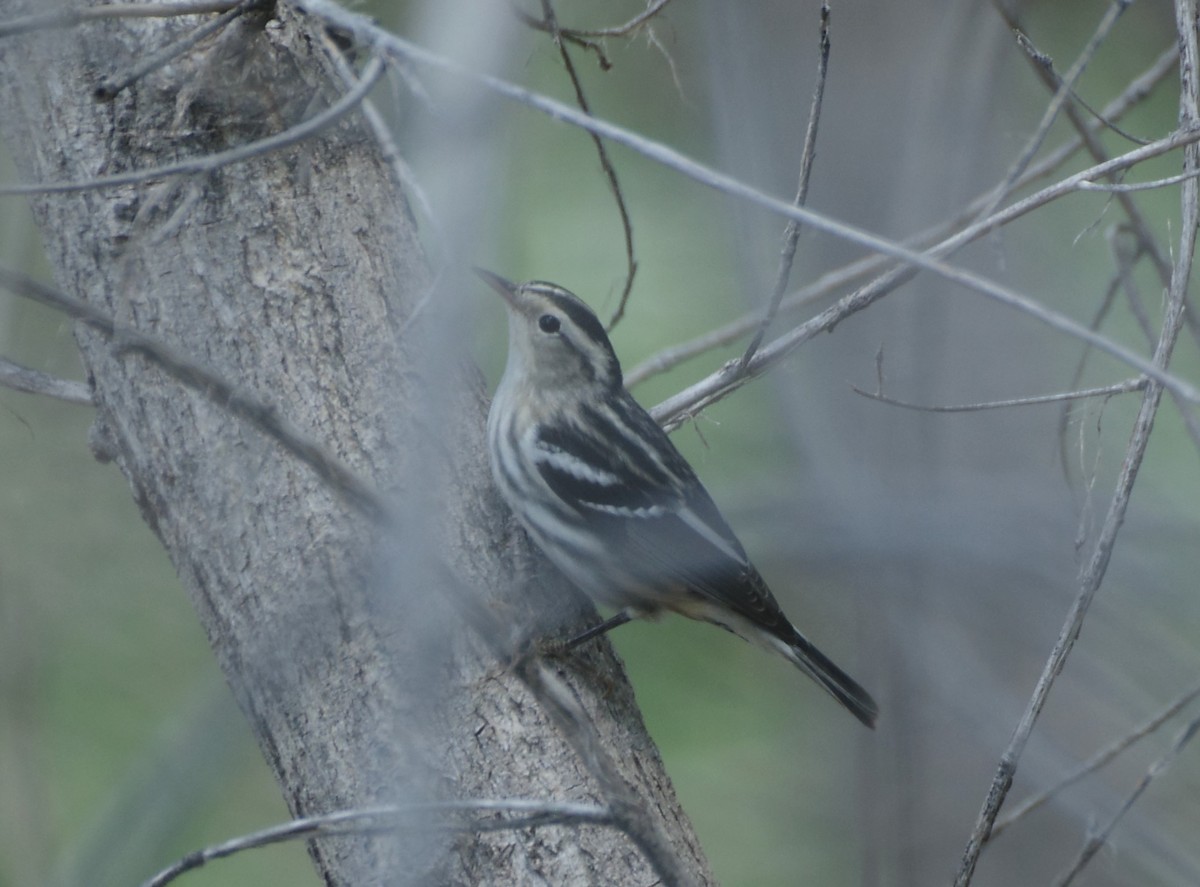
xmin=479 ymin=269 xmax=877 ymax=728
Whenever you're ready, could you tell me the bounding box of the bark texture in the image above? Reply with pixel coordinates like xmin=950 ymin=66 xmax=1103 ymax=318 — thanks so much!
xmin=0 ymin=3 xmax=713 ymax=884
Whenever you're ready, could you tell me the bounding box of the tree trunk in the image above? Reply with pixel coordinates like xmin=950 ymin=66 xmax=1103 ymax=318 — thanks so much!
xmin=0 ymin=3 xmax=712 ymax=884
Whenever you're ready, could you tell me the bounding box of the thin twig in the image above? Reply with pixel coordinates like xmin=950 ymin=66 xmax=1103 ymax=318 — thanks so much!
xmin=0 ymin=55 xmax=385 ymax=196
xmin=625 ymin=248 xmax=887 ymax=386
xmin=851 ymin=378 xmax=1145 ymax=413
xmin=519 ymin=0 xmax=675 ymax=40
xmin=990 ymin=681 xmax=1200 ymax=841
xmin=738 ymin=1 xmax=831 ymax=369
xmin=140 ymin=799 xmax=616 ymax=887
xmin=979 ymin=0 xmax=1132 ymax=220
xmin=645 ymin=126 xmax=1200 ymax=431
xmin=93 ymin=0 xmax=261 ymax=101
xmin=626 ymin=44 xmax=1177 ymax=387
xmin=1013 ymin=28 xmax=1150 ymax=146
xmin=994 ymin=1 xmax=1176 ymax=305
xmin=534 ymin=0 xmax=637 ymax=330
xmin=0 ymin=268 xmax=388 ymax=523
xmin=1056 ymin=265 xmax=1127 ymax=480
xmin=0 ymin=357 xmax=92 ymax=404
xmin=1056 ymin=711 xmax=1200 ymax=886
xmin=508 ymin=4 xmax=611 ymax=70
xmin=1078 ymin=167 xmax=1200 ymax=191
xmin=0 ymin=1 xmax=238 ymax=38
xmin=953 ymin=1 xmax=1200 ymax=880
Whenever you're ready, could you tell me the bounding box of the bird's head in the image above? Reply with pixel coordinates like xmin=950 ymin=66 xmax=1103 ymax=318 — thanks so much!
xmin=476 ymin=269 xmax=623 ymax=396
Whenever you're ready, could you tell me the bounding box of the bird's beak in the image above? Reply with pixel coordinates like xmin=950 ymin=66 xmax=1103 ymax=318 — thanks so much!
xmin=473 ymin=267 xmax=519 ymax=308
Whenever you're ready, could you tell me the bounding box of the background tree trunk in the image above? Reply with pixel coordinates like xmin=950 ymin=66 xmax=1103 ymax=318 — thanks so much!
xmin=0 ymin=3 xmax=712 ymax=884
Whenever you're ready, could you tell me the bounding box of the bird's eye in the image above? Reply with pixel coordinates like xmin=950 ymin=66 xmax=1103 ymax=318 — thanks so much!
xmin=537 ymin=314 xmax=561 ymax=334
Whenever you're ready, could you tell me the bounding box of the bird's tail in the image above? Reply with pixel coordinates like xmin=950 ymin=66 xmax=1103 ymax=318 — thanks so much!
xmin=779 ymin=628 xmax=878 ymax=729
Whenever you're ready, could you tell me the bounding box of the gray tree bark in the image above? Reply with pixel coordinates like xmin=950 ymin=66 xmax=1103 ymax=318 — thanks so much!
xmin=0 ymin=3 xmax=712 ymax=884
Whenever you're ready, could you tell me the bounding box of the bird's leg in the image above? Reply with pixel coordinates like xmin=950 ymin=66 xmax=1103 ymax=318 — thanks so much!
xmin=564 ymin=608 xmax=634 ymax=649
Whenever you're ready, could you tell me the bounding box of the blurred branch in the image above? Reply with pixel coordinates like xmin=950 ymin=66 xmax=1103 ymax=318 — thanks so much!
xmin=1056 ymin=710 xmax=1200 ymax=886
xmin=0 ymin=268 xmax=388 ymax=523
xmin=0 ymin=1 xmax=238 ymax=38
xmin=739 ymin=0 xmax=831 ymax=368
xmin=0 ymin=357 xmax=91 ymax=404
xmin=990 ymin=681 xmax=1200 ymax=841
xmin=954 ymin=1 xmax=1200 ymax=881
xmin=318 ymin=32 xmax=445 ymax=259
xmin=93 ymin=0 xmax=261 ymax=100
xmin=0 ymin=55 xmax=385 ymax=195
xmin=141 ymin=799 xmax=617 ymax=887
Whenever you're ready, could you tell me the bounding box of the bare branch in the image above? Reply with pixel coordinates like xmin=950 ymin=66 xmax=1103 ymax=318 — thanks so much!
xmin=626 ymin=44 xmax=1177 ymax=387
xmin=995 ymin=1 xmax=1178 ymax=322
xmin=1078 ymin=168 xmax=1200 ymax=191
xmin=953 ymin=2 xmax=1200 ymax=880
xmin=0 ymin=357 xmax=91 ymax=404
xmin=517 ymin=0 xmax=676 ymax=41
xmin=140 ymin=799 xmax=616 ymax=887
xmin=0 ymin=268 xmax=387 ymax=523
xmin=851 ymin=378 xmax=1146 ymax=413
xmin=738 ymin=1 xmax=831 ymax=369
xmin=980 ymin=0 xmax=1132 ymax=218
xmin=1011 ymin=26 xmax=1150 ymax=146
xmin=317 ymin=32 xmax=444 ymax=257
xmin=0 ymin=55 xmax=385 ymax=196
xmin=93 ymin=0 xmax=260 ymax=101
xmin=646 ymin=125 xmax=1200 ymax=430
xmin=990 ymin=681 xmax=1200 ymax=840
xmin=626 ymin=248 xmax=890 ymax=386
xmin=1056 ymin=262 xmax=1129 ymax=479
xmin=0 ymin=1 xmax=239 ymax=38
xmin=1056 ymin=711 xmax=1200 ymax=886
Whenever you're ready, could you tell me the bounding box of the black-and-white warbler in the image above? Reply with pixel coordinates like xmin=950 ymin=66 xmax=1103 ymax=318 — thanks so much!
xmin=480 ymin=270 xmax=877 ymax=728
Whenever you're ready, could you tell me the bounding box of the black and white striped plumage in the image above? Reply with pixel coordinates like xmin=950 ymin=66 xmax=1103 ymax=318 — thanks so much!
xmin=481 ymin=270 xmax=877 ymax=728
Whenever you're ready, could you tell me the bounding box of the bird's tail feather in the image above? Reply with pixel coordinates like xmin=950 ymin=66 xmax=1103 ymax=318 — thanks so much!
xmin=781 ymin=629 xmax=878 ymax=729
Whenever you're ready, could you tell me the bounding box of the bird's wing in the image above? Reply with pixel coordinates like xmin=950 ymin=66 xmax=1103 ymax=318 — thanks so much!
xmin=532 ymin=402 xmax=792 ymax=633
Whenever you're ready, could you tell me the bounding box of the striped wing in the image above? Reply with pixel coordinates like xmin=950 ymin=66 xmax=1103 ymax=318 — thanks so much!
xmin=532 ymin=398 xmax=792 ymax=634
